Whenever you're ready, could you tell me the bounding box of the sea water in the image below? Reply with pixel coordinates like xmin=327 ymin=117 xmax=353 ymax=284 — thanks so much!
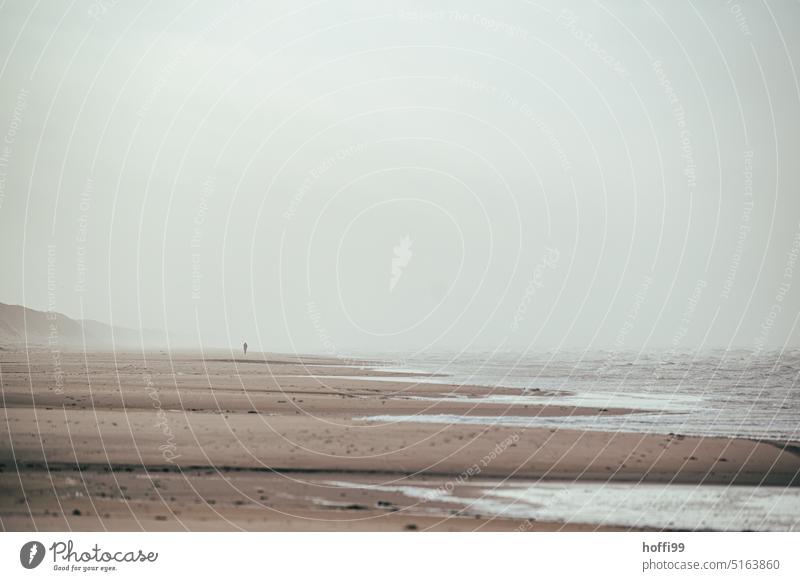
xmin=359 ymin=349 xmax=800 ymax=441
xmin=325 ymin=479 xmax=800 ymax=531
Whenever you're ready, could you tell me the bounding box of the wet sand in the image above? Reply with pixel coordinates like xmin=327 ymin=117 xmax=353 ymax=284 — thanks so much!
xmin=1 ymin=349 xmax=798 ymax=531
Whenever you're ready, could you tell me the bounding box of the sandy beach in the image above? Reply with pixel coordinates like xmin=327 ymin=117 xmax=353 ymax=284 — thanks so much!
xmin=1 ymin=349 xmax=798 ymax=532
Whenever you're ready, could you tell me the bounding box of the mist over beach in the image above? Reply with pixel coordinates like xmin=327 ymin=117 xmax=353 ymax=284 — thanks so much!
xmin=1 ymin=0 xmax=799 ymax=534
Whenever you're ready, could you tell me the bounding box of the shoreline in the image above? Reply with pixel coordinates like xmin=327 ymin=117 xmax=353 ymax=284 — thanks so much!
xmin=2 ymin=349 xmax=799 ymax=531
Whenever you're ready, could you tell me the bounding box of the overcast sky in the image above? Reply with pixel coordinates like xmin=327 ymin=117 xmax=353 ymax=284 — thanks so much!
xmin=1 ymin=0 xmax=799 ymax=355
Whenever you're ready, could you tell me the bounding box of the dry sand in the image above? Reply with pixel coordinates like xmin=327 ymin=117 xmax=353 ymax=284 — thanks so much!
xmin=1 ymin=349 xmax=798 ymax=531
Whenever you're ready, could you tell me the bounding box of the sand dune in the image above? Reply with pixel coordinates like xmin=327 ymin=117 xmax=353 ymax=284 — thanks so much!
xmin=0 ymin=303 xmax=169 ymax=348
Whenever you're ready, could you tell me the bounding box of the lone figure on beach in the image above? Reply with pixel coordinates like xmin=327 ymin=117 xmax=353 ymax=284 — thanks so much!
xmin=243 ymin=341 xmax=248 ymax=356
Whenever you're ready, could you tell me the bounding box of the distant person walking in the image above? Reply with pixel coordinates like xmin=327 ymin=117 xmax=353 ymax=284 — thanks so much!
xmin=243 ymin=341 xmax=248 ymax=356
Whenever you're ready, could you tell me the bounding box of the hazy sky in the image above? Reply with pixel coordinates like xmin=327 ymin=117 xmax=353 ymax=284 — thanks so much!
xmin=1 ymin=0 xmax=799 ymax=354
